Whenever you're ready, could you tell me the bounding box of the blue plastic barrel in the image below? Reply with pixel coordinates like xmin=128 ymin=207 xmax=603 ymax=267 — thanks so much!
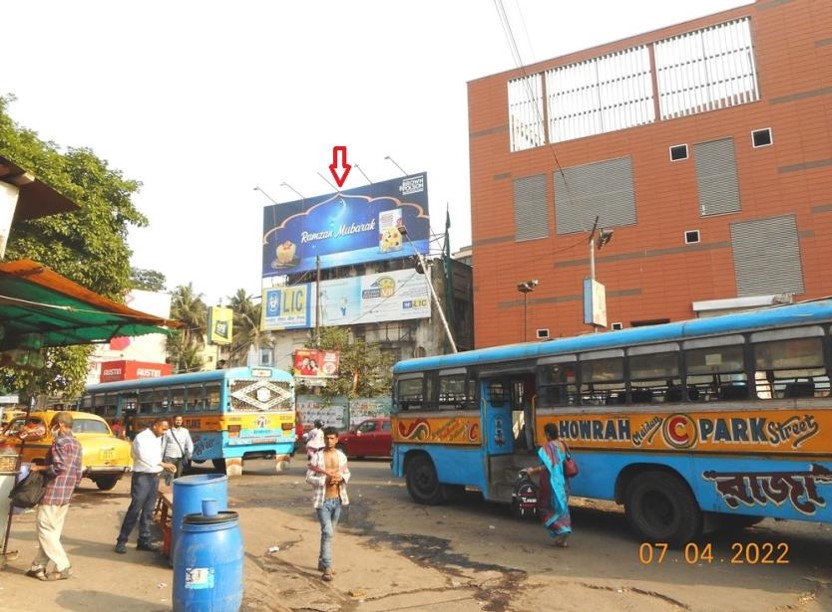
xmin=173 ymin=511 xmax=243 ymax=612
xmin=172 ymin=474 xmax=228 ymax=559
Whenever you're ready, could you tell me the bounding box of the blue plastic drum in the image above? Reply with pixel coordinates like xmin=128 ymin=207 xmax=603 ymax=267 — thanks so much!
xmin=173 ymin=511 xmax=243 ymax=612
xmin=172 ymin=474 xmax=228 ymax=558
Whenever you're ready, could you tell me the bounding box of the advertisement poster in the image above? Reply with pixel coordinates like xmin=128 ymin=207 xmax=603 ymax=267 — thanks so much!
xmin=208 ymin=306 xmax=233 ymax=345
xmin=262 ymin=173 xmax=430 ymax=277
xmin=261 ymin=269 xmax=430 ymax=331
xmin=261 ymin=285 xmax=311 ymax=330
xmin=293 ymin=348 xmax=340 ymax=379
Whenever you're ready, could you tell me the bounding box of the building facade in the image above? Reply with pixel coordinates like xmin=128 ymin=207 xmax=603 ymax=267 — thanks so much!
xmin=468 ymin=0 xmax=832 ymax=347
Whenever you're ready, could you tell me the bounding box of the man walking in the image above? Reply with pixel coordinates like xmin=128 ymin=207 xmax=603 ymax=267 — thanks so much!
xmin=26 ymin=412 xmax=83 ymax=581
xmin=162 ymin=415 xmax=194 ymax=486
xmin=305 ymin=426 xmax=350 ymax=582
xmin=114 ymin=418 xmax=176 ymax=554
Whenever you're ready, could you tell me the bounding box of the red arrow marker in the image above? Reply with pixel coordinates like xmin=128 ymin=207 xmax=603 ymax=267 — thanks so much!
xmin=329 ymin=146 xmax=352 ymax=188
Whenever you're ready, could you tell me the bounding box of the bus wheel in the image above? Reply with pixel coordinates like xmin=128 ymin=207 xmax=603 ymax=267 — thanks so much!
xmin=406 ymin=455 xmax=444 ymax=505
xmin=624 ymin=471 xmax=701 ymax=548
xmin=212 ymin=459 xmax=227 ymax=473
xmin=93 ymin=475 xmax=121 ymax=491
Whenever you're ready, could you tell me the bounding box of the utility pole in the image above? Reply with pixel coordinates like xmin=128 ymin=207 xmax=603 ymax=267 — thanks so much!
xmin=400 ymin=226 xmax=458 ymax=353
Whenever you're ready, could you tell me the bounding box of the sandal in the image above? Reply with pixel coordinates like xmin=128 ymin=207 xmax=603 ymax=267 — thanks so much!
xmin=554 ymin=536 xmax=569 ymax=548
xmin=48 ymin=567 xmax=73 ymax=580
xmin=26 ymin=567 xmax=47 ymax=580
xmin=322 ymin=568 xmax=334 ymax=582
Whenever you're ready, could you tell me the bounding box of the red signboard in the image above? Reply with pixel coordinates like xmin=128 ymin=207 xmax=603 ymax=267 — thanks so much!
xmin=293 ymin=349 xmax=339 ymax=379
xmin=100 ymin=360 xmax=171 ymax=383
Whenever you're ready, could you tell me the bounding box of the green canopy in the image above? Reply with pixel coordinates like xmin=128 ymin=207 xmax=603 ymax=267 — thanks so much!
xmin=0 ymin=259 xmax=181 ymax=349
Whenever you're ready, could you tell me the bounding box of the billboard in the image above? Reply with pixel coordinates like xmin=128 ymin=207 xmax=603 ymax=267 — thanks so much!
xmin=261 ymin=268 xmax=430 ymax=331
xmin=261 ymin=173 xmax=430 ymax=277
xmin=293 ymin=348 xmax=340 ymax=379
xmin=208 ymin=306 xmax=233 ymax=345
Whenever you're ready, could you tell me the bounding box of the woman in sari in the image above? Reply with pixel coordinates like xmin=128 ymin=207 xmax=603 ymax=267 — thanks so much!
xmin=524 ymin=422 xmax=571 ymax=547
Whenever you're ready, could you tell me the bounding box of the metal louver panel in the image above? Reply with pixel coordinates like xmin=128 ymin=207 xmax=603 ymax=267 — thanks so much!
xmin=554 ymin=157 xmax=636 ymax=235
xmin=731 ymin=215 xmax=804 ymax=297
xmin=514 ymin=174 xmax=549 ymax=241
xmin=695 ymin=139 xmax=741 ymax=216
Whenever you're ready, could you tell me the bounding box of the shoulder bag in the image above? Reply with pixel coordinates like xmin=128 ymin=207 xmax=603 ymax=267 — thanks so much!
xmin=10 ymin=470 xmax=45 ymax=508
xmin=562 ymin=442 xmax=579 ymax=478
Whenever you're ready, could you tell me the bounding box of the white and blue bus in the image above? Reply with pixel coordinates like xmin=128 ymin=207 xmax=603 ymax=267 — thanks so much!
xmin=391 ymin=299 xmax=832 ymax=546
xmin=81 ymin=366 xmax=296 ymax=476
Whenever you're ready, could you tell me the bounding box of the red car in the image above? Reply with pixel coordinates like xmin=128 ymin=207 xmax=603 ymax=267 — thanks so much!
xmin=337 ymin=417 xmax=392 ymax=458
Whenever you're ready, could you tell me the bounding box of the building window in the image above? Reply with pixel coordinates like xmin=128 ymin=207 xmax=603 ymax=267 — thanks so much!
xmin=259 ymin=348 xmax=273 ymax=366
xmin=695 ymin=138 xmax=741 ymax=217
xmin=508 ymin=74 xmax=545 ymax=152
xmin=545 ymin=46 xmax=654 ymax=143
xmin=685 ymin=230 xmax=701 ymax=244
xmin=752 ymin=128 xmax=773 ymax=148
xmin=514 ymin=174 xmax=549 ymax=242
xmin=611 ymin=322 xmax=624 ymax=330
xmin=655 ymin=18 xmax=760 ymax=121
xmin=554 ymin=156 xmax=637 ymax=235
xmin=669 ymin=144 xmax=689 ymax=161
xmin=731 ymin=215 xmax=805 ymax=297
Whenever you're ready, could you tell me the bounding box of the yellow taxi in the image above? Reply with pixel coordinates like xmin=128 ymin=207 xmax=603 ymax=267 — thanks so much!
xmin=0 ymin=410 xmax=132 ymax=490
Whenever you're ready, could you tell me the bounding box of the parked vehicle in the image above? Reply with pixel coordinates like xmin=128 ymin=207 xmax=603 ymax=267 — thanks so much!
xmin=0 ymin=410 xmax=132 ymax=490
xmin=337 ymin=417 xmax=392 ymax=458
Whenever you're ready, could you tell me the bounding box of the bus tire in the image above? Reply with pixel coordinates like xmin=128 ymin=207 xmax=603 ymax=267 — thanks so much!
xmin=212 ymin=459 xmax=227 ymax=473
xmin=93 ymin=475 xmax=121 ymax=491
xmin=624 ymin=471 xmax=701 ymax=548
xmin=406 ymin=455 xmax=444 ymax=505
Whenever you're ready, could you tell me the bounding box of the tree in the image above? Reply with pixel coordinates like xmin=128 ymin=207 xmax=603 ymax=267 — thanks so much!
xmin=131 ymin=267 xmax=167 ymax=292
xmin=0 ymin=95 xmax=147 ymax=400
xmin=226 ymin=289 xmax=270 ymax=367
xmin=302 ymin=327 xmax=393 ymax=399
xmin=168 ymin=283 xmax=208 ymax=373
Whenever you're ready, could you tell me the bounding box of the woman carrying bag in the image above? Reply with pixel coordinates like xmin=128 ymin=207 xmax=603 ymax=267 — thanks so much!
xmin=523 ymin=422 xmax=574 ymax=547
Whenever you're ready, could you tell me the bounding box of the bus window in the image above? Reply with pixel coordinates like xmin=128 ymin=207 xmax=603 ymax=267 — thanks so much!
xmin=486 ymin=381 xmax=509 ymax=407
xmin=396 ymin=378 xmax=424 ymax=411
xmin=171 ymin=387 xmax=186 ymax=412
xmin=438 ymin=374 xmax=468 ymax=410
xmin=151 ymin=388 xmax=169 ymax=414
xmin=538 ymin=362 xmax=578 ymax=407
xmin=685 ymin=344 xmax=746 ymax=401
xmin=205 ymin=383 xmax=221 ymax=411
xmin=753 ymin=335 xmax=827 ymax=399
xmin=185 ymin=385 xmax=205 ymax=412
xmin=580 ymin=356 xmax=624 ymax=405
xmin=629 ymin=351 xmax=680 ymax=403
xmin=138 ymin=389 xmax=155 ymax=414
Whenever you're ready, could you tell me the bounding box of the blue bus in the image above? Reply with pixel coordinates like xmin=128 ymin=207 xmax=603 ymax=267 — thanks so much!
xmin=81 ymin=366 xmax=296 ymax=476
xmin=391 ymin=299 xmax=832 ymax=546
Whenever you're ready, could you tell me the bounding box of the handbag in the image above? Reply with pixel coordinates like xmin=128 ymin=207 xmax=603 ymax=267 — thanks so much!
xmin=562 ymin=443 xmax=579 ymax=478
xmin=9 ymin=470 xmax=45 ymax=508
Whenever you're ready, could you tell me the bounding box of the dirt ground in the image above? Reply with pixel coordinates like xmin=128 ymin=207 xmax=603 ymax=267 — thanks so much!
xmin=0 ymin=465 xmax=830 ymax=612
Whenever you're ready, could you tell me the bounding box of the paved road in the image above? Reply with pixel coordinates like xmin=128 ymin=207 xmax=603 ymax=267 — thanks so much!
xmin=2 ymin=459 xmax=829 ymax=611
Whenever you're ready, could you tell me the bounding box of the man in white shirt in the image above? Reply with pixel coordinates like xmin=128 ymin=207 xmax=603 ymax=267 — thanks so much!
xmin=162 ymin=415 xmax=195 ymax=486
xmin=114 ymin=418 xmax=176 ymax=554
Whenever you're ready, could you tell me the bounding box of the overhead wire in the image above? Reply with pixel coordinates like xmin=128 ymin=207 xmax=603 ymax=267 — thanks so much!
xmin=492 ymin=0 xmax=588 ymax=258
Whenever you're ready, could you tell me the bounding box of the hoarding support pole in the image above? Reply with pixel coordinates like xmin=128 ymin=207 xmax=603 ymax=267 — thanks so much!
xmin=400 ymin=225 xmax=457 ymax=354
xmin=315 ymin=256 xmax=321 ymax=347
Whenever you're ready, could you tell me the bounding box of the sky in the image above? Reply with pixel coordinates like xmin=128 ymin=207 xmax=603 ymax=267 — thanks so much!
xmin=3 ymin=0 xmax=750 ymax=305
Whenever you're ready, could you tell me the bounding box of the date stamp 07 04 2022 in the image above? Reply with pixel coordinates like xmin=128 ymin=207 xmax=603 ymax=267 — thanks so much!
xmin=638 ymin=542 xmax=789 ymax=565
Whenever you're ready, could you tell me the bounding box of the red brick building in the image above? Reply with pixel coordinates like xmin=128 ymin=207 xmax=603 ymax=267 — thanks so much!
xmin=468 ymin=0 xmax=832 ymax=348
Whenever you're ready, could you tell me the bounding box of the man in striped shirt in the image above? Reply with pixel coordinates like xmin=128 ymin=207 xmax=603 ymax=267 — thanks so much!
xmin=26 ymin=412 xmax=83 ymax=581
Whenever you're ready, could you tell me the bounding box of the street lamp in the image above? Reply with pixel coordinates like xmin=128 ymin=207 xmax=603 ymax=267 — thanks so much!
xmin=516 ymin=280 xmax=538 ymax=342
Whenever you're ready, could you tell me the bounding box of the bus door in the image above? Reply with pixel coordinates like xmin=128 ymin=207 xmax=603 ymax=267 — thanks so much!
xmin=481 ymin=378 xmax=513 ymax=455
